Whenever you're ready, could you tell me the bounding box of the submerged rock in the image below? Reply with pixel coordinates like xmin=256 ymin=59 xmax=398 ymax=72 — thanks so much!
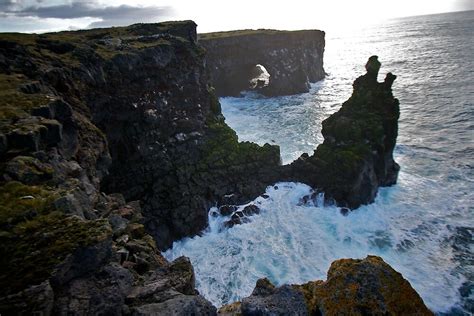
xmin=223 ymin=204 xmax=261 ymax=228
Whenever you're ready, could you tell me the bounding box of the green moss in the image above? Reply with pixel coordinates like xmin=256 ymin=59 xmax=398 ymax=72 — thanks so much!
xmin=322 ymin=111 xmax=385 ymax=146
xmin=0 ymin=74 xmax=53 ymax=122
xmin=0 ymin=181 xmax=58 ymax=226
xmin=199 ymin=119 xmax=279 ymax=172
xmin=0 ymin=181 xmax=111 ymax=294
xmin=0 ymin=212 xmax=111 ymax=294
xmin=313 ymin=143 xmax=371 ymax=183
xmin=208 ymin=87 xmax=222 ymax=115
xmin=199 ymin=29 xmax=302 ymax=40
xmin=202 ymin=79 xmax=279 ymax=168
xmin=3 ymin=156 xmax=54 ymax=184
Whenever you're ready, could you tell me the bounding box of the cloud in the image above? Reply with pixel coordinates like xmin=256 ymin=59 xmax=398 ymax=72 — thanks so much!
xmin=454 ymin=0 xmax=474 ymax=11
xmin=1 ymin=0 xmax=174 ymax=30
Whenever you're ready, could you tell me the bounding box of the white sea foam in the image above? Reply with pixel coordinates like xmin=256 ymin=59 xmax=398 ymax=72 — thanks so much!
xmin=165 ymin=11 xmax=474 ymax=314
xmin=165 ymin=172 xmax=467 ymax=311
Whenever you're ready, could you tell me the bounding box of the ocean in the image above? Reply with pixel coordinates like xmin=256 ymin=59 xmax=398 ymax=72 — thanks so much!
xmin=165 ymin=11 xmax=474 ymax=314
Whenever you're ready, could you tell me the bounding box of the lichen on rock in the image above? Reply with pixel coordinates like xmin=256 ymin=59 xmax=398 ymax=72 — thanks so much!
xmin=220 ymin=256 xmax=433 ymax=316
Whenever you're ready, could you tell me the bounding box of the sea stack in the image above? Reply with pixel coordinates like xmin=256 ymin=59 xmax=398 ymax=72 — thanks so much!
xmin=287 ymin=56 xmax=400 ymax=208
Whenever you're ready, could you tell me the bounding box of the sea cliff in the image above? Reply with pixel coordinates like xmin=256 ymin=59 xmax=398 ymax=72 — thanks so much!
xmin=200 ymin=29 xmax=325 ymax=97
xmin=0 ymin=21 xmax=426 ymax=315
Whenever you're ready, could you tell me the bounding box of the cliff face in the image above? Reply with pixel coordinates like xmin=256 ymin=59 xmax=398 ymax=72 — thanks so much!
xmin=74 ymin=25 xmax=281 ymax=250
xmin=200 ymin=29 xmax=325 ymax=97
xmin=0 ymin=20 xmax=405 ymax=315
xmin=1 ymin=22 xmax=281 ymax=251
xmin=0 ymin=21 xmax=280 ymax=314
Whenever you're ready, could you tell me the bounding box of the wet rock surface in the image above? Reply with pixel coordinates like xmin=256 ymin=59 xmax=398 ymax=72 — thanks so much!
xmin=223 ymin=204 xmax=261 ymax=228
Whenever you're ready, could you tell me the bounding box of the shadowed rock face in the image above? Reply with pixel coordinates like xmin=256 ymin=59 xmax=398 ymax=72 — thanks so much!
xmin=0 ymin=20 xmax=408 ymax=315
xmin=284 ymin=55 xmax=400 ymax=208
xmin=219 ymin=256 xmax=433 ymax=316
xmin=200 ymin=29 xmax=325 ymax=97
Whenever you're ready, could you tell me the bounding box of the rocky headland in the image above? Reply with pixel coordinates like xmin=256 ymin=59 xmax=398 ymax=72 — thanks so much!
xmin=200 ymin=29 xmax=325 ymax=97
xmin=0 ymin=21 xmax=428 ymax=315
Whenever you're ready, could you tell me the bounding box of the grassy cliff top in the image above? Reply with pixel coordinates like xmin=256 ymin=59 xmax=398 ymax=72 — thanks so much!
xmin=199 ymin=28 xmax=324 ymax=40
xmin=0 ymin=20 xmax=196 ymax=42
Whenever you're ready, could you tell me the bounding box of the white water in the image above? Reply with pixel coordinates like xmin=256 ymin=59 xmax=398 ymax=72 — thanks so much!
xmin=165 ymin=12 xmax=474 ymax=314
xmin=165 ymin=177 xmax=466 ymax=312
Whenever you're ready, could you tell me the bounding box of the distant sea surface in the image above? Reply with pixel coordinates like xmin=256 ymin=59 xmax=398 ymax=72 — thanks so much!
xmin=166 ymin=11 xmax=474 ymax=314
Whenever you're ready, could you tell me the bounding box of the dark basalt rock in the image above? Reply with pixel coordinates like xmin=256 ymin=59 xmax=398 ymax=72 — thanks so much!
xmin=200 ymin=29 xmax=325 ymax=97
xmin=223 ymin=204 xmax=261 ymax=228
xmin=242 ymin=204 xmax=260 ymax=216
xmin=284 ymin=56 xmax=400 ymax=208
xmin=219 ymin=204 xmax=237 ymax=216
xmin=241 ymin=278 xmax=308 ymax=316
xmin=0 ymin=21 xmax=217 ymax=315
xmin=0 ymin=20 xmax=407 ymax=315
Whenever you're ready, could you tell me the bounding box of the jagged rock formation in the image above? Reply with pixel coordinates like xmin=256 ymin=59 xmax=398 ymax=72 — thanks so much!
xmin=0 ymin=20 xmax=406 ymax=315
xmin=200 ymin=29 xmax=325 ymax=97
xmin=219 ymin=256 xmax=433 ymax=315
xmin=285 ymin=56 xmax=400 ymax=208
xmin=0 ymin=21 xmax=266 ymax=315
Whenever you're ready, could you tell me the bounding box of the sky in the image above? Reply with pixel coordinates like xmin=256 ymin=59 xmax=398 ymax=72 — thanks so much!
xmin=0 ymin=0 xmax=473 ymax=33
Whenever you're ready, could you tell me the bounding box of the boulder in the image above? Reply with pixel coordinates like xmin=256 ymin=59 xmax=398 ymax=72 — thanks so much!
xmin=225 ymin=256 xmax=432 ymax=316
xmin=4 ymin=155 xmax=54 ymax=184
xmin=0 ymin=281 xmax=54 ymax=316
xmin=53 ymin=263 xmax=134 ymax=315
xmin=241 ymin=278 xmax=308 ymax=315
xmin=296 ymin=256 xmax=433 ymax=315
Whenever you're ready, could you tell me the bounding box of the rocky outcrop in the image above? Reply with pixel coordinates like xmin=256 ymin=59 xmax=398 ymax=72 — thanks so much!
xmin=200 ymin=29 xmax=325 ymax=97
xmin=284 ymin=56 xmax=400 ymax=208
xmin=219 ymin=256 xmax=433 ymax=316
xmin=0 ymin=19 xmax=405 ymax=315
xmin=0 ymin=21 xmax=227 ymax=315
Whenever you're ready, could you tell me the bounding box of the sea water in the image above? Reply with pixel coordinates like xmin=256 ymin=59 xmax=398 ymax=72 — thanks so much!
xmin=165 ymin=11 xmax=474 ymax=314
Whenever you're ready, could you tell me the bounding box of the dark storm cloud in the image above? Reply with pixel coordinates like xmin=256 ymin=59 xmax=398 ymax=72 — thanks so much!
xmin=2 ymin=0 xmax=174 ymax=28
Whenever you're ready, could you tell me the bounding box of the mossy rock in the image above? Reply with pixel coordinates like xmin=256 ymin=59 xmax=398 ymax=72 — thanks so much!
xmin=4 ymin=156 xmax=54 ymax=184
xmin=0 ymin=74 xmax=54 ymax=122
xmin=0 ymin=181 xmax=59 ymax=227
xmin=201 ymin=119 xmax=279 ymax=169
xmin=296 ymin=256 xmax=433 ymax=315
xmin=0 ymin=212 xmax=111 ymax=295
xmin=0 ymin=181 xmax=112 ymax=294
xmin=312 ymin=143 xmax=371 ymax=181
